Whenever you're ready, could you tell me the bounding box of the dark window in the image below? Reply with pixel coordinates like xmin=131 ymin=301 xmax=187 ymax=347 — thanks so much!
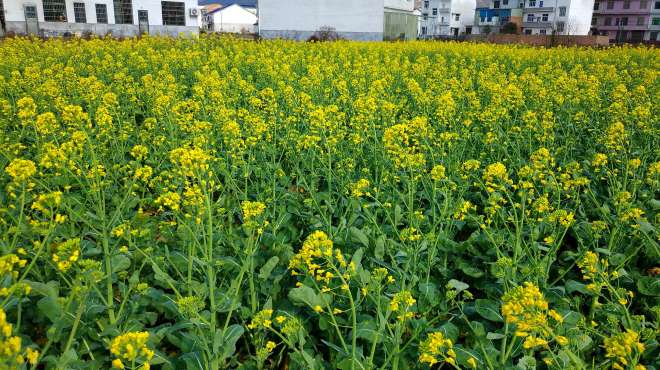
xmin=607 ymin=0 xmax=614 ymax=8
xmin=604 ymin=17 xmax=612 ymax=25
xmin=432 ymin=8 xmax=437 ymax=15
xmin=592 ymin=16 xmax=597 ymax=25
xmin=529 ymin=0 xmax=536 ymax=6
xmin=621 ymin=16 xmax=628 ymax=25
xmin=494 ymin=0 xmax=500 ymax=8
xmin=655 ymin=1 xmax=660 ymax=8
xmin=525 ymin=29 xmax=532 ymax=34
xmin=594 ymin=2 xmax=600 ymax=10
xmin=540 ymin=0 xmax=544 ymax=7
xmin=74 ymin=2 xmax=86 ymax=23
xmin=503 ymin=0 xmax=509 ymax=5
xmin=653 ymin=17 xmax=660 ymax=24
xmin=424 ymin=1 xmax=429 ymax=8
xmin=623 ymin=0 xmax=630 ymax=8
xmin=25 ymin=5 xmax=37 ymax=18
xmin=421 ymin=26 xmax=427 ymax=34
xmin=637 ymin=16 xmax=644 ymax=25
xmin=651 ymin=31 xmax=658 ymax=40
xmin=43 ymin=0 xmax=67 ymax=22
xmin=114 ymin=0 xmax=133 ymax=24
xmin=96 ymin=4 xmax=108 ymax=23
xmin=640 ymin=0 xmax=647 ymax=8
xmin=559 ymin=6 xmax=566 ymax=16
xmin=527 ymin=13 xmax=534 ymax=22
xmin=540 ymin=29 xmax=546 ymax=34
xmin=0 ymin=0 xmax=5 ymax=32
xmin=542 ymin=13 xmax=548 ymax=21
xmin=161 ymin=1 xmax=185 ymax=26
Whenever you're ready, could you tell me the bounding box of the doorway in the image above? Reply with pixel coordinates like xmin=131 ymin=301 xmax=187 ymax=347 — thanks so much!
xmin=0 ymin=0 xmax=5 ymax=36
xmin=24 ymin=4 xmax=39 ymax=35
xmin=138 ymin=10 xmax=149 ymax=35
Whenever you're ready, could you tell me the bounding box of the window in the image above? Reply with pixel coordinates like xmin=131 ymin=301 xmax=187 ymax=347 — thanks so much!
xmin=432 ymin=8 xmax=437 ymax=15
xmin=424 ymin=0 xmax=429 ymax=8
xmin=455 ymin=13 xmax=460 ymax=21
xmin=637 ymin=16 xmax=644 ymax=25
xmin=542 ymin=13 xmax=548 ymax=21
xmin=640 ymin=0 xmax=647 ymax=8
xmin=594 ymin=2 xmax=600 ymax=10
xmin=96 ymin=4 xmax=108 ymax=23
xmin=604 ymin=16 xmax=612 ymax=25
xmin=623 ymin=0 xmax=630 ymax=8
xmin=591 ymin=16 xmax=597 ymax=25
xmin=441 ymin=16 xmax=445 ymax=23
xmin=43 ymin=0 xmax=67 ymax=22
xmin=73 ymin=2 xmax=86 ymax=23
xmin=653 ymin=17 xmax=660 ymax=25
xmin=503 ymin=0 xmax=509 ymax=4
xmin=621 ymin=16 xmax=628 ymax=25
xmin=607 ymin=0 xmax=614 ymax=9
xmin=525 ymin=29 xmax=532 ymax=34
xmin=494 ymin=0 xmax=500 ymax=8
xmin=25 ymin=5 xmax=38 ymax=18
xmin=114 ymin=0 xmax=133 ymax=24
xmin=421 ymin=26 xmax=427 ymax=34
xmin=527 ymin=13 xmax=534 ymax=21
xmin=529 ymin=0 xmax=536 ymax=6
xmin=651 ymin=31 xmax=658 ymax=40
xmin=540 ymin=29 xmax=546 ymax=34
xmin=539 ymin=0 xmax=544 ymax=6
xmin=655 ymin=1 xmax=660 ymax=8
xmin=559 ymin=6 xmax=566 ymax=16
xmin=424 ymin=15 xmax=428 ymax=20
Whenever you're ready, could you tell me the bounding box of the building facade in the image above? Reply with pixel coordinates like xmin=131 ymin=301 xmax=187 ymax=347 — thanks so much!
xmin=473 ymin=0 xmax=524 ymax=34
xmin=522 ymin=0 xmax=594 ymax=35
xmin=203 ymin=3 xmax=257 ymax=34
xmin=419 ymin=0 xmax=476 ymax=37
xmin=591 ymin=0 xmax=658 ymax=42
xmin=0 ymin=0 xmax=198 ymax=37
xmin=259 ymin=0 xmax=384 ymax=40
xmin=385 ymin=0 xmax=419 ymax=39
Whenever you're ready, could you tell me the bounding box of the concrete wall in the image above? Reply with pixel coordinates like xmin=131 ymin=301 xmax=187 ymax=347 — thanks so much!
xmin=384 ymin=9 xmax=418 ymax=39
xmin=2 ymin=0 xmax=198 ymax=36
xmin=474 ymin=32 xmax=609 ymax=43
xmin=209 ymin=4 xmax=256 ymax=33
xmin=385 ymin=0 xmax=416 ymax=11
xmin=566 ymin=0 xmax=595 ymax=34
xmin=259 ymin=0 xmax=384 ymax=40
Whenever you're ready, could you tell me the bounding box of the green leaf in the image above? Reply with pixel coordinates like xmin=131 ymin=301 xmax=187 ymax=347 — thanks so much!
xmin=486 ymin=332 xmax=506 ymax=340
xmin=440 ymin=322 xmax=459 ymax=342
xmin=565 ymin=280 xmax=589 ymax=294
xmin=447 ymin=279 xmax=469 ymax=292
xmin=350 ymin=226 xmax=369 ymax=248
xmin=111 ymin=255 xmax=131 ymax=273
xmin=37 ymin=296 xmax=62 ymax=323
xmin=214 ymin=324 xmax=244 ymax=360
xmin=517 ymin=355 xmax=536 ymax=369
xmin=374 ymin=235 xmax=385 ymax=260
xmin=637 ymin=276 xmax=660 ymax=296
xmin=355 ymin=319 xmax=378 ymax=343
xmin=289 ymin=285 xmax=328 ymax=308
xmin=475 ymin=299 xmax=503 ymax=322
xmin=258 ymin=256 xmax=279 ymax=280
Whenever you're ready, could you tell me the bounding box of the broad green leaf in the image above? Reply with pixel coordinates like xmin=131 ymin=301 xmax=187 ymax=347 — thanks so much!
xmin=475 ymin=299 xmax=503 ymax=322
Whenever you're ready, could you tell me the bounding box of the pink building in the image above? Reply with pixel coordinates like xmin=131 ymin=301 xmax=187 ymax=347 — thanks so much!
xmin=591 ymin=0 xmax=659 ymax=42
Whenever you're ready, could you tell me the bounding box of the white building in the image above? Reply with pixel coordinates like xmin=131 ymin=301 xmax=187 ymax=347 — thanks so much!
xmin=0 ymin=0 xmax=198 ymax=37
xmin=204 ymin=3 xmax=257 ymax=34
xmin=521 ymin=0 xmax=594 ymax=35
xmin=259 ymin=0 xmax=385 ymax=40
xmin=419 ymin=0 xmax=476 ymax=37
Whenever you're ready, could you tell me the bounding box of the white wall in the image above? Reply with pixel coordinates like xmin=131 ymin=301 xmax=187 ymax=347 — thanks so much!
xmin=566 ymin=0 xmax=594 ymax=35
xmin=210 ymin=4 xmax=257 ymax=33
xmin=3 ymin=0 xmax=198 ymax=26
xmin=385 ymin=0 xmax=416 ymax=11
xmin=259 ymin=0 xmax=384 ymax=40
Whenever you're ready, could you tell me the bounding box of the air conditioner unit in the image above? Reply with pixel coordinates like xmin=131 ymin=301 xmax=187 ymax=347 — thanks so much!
xmin=190 ymin=8 xmax=199 ymax=16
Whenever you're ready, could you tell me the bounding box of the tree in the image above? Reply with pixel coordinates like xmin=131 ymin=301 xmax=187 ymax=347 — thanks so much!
xmin=501 ymin=22 xmax=518 ymax=34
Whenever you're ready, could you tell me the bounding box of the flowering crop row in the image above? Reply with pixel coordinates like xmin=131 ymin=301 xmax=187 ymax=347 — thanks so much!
xmin=0 ymin=36 xmax=658 ymax=369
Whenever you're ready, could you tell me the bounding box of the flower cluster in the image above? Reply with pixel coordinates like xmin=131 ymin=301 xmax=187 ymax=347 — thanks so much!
xmin=418 ymin=332 xmax=456 ymax=367
xmin=110 ymin=331 xmax=154 ymax=369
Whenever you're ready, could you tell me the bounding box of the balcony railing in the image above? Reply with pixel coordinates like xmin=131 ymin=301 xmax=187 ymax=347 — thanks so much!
xmin=523 ymin=20 xmax=553 ymax=27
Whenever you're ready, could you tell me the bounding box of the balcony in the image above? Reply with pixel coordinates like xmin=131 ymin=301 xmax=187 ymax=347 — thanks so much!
xmin=523 ymin=20 xmax=553 ymax=27
xmin=523 ymin=6 xmax=555 ymax=12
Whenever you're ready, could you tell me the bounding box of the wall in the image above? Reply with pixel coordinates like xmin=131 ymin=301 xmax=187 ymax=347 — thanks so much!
xmin=566 ymin=0 xmax=595 ymax=34
xmin=2 ymin=0 xmax=198 ymax=36
xmin=259 ymin=0 xmax=384 ymax=40
xmin=475 ymin=32 xmax=609 ymax=43
xmin=384 ymin=10 xmax=418 ymax=39
xmin=210 ymin=4 xmax=256 ymax=33
xmin=385 ymin=0 xmax=416 ymax=11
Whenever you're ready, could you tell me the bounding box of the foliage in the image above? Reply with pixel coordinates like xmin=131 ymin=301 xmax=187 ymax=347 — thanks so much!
xmin=0 ymin=36 xmax=658 ymax=369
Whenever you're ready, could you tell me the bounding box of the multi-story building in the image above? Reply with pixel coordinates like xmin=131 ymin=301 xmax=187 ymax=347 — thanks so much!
xmin=419 ymin=0 xmax=476 ymax=37
xmin=591 ymin=0 xmax=657 ymax=42
xmin=0 ymin=0 xmax=198 ymax=37
xmin=473 ymin=0 xmax=594 ymax=34
xmin=522 ymin=0 xmax=594 ymax=35
xmin=474 ymin=0 xmax=524 ymax=34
